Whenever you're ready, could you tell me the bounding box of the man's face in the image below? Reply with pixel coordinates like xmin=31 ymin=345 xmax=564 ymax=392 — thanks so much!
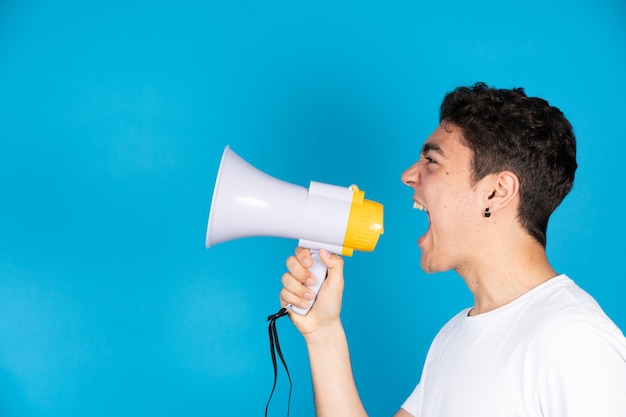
xmin=401 ymin=124 xmax=487 ymax=273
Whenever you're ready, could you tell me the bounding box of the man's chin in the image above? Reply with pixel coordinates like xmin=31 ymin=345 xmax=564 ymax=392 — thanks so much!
xmin=420 ymin=257 xmax=436 ymax=274
xmin=419 ymin=254 xmax=448 ymax=274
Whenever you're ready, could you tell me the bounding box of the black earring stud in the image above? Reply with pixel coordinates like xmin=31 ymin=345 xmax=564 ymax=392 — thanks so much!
xmin=484 ymin=208 xmax=491 ymax=218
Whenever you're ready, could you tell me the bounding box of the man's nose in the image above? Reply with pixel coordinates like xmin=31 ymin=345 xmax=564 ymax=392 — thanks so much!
xmin=401 ymin=162 xmax=419 ymax=187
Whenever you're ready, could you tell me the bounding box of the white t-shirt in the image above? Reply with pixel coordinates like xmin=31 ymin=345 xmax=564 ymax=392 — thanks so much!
xmin=401 ymin=275 xmax=626 ymax=417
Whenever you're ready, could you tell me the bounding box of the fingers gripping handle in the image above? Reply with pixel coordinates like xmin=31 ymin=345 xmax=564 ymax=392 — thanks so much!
xmin=289 ymin=251 xmax=327 ymax=315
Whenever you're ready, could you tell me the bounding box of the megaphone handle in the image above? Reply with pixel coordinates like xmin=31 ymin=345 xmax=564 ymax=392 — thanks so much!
xmin=289 ymin=250 xmax=327 ymax=315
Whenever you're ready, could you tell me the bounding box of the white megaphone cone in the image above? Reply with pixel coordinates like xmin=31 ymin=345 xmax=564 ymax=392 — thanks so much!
xmin=206 ymin=146 xmax=309 ymax=247
xmin=206 ymin=146 xmax=384 ymax=315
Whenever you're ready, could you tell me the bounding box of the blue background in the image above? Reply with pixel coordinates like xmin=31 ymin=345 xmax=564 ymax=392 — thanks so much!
xmin=1 ymin=1 xmax=625 ymax=416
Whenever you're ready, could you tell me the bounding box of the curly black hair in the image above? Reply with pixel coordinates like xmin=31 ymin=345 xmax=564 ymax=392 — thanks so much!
xmin=439 ymin=82 xmax=577 ymax=247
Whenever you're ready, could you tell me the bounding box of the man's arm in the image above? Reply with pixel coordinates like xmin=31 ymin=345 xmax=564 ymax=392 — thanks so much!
xmin=305 ymin=319 xmax=367 ymax=416
xmin=280 ymin=248 xmax=367 ymax=416
xmin=280 ymin=248 xmax=417 ymax=417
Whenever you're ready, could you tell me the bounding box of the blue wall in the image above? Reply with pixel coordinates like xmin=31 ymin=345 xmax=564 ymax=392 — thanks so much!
xmin=1 ymin=1 xmax=624 ymax=416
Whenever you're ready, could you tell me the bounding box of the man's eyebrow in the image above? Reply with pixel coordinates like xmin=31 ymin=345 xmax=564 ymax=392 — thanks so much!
xmin=422 ymin=142 xmax=446 ymax=157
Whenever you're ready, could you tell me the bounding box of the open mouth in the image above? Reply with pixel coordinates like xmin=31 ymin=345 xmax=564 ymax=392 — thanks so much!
xmin=413 ymin=200 xmax=427 ymax=212
xmin=413 ymin=200 xmax=430 ymax=246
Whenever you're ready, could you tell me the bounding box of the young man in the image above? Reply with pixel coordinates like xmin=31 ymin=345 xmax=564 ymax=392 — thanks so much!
xmin=279 ymin=83 xmax=626 ymax=416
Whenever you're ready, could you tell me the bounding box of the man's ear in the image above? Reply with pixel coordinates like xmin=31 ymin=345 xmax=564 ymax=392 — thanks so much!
xmin=486 ymin=170 xmax=519 ymax=212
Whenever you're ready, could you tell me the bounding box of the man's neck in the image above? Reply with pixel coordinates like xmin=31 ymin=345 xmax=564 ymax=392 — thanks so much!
xmin=460 ymin=240 xmax=557 ymax=316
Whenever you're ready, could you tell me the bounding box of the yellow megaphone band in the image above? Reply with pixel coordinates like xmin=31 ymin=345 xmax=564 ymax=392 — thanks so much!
xmin=341 ymin=186 xmax=384 ymax=256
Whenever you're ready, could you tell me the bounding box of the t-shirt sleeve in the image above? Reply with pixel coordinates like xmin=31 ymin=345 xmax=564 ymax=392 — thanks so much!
xmin=400 ymin=382 xmax=422 ymax=416
xmin=538 ymin=321 xmax=626 ymax=417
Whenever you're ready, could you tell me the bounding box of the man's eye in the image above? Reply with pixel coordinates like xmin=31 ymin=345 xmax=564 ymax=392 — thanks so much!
xmin=423 ymin=155 xmax=435 ymax=164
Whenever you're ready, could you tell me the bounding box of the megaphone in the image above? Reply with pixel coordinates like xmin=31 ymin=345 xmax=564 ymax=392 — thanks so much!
xmin=206 ymin=145 xmax=384 ymax=315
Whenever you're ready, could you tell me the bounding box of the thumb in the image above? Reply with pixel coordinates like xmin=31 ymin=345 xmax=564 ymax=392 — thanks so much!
xmin=319 ymin=248 xmax=345 ymax=289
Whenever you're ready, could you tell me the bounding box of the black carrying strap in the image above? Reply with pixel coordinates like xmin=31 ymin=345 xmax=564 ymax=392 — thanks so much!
xmin=265 ymin=307 xmax=292 ymax=417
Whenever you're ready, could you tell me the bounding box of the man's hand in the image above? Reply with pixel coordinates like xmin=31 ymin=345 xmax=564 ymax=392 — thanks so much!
xmin=279 ymin=247 xmax=345 ymax=336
